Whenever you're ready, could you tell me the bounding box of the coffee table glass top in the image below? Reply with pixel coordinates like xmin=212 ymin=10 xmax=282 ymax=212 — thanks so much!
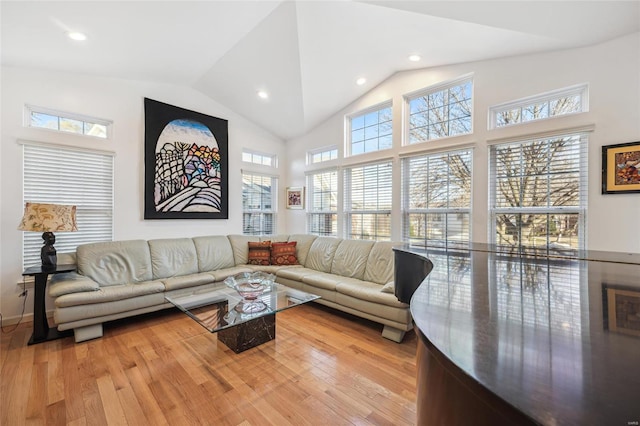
xmin=165 ymin=283 xmax=320 ymax=333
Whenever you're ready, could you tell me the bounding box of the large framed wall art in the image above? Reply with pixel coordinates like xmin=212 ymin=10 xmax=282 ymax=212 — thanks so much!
xmin=144 ymin=98 xmax=229 ymax=219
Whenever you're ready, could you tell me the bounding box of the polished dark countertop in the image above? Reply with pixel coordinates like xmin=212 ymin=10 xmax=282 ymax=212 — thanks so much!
xmin=404 ymin=243 xmax=640 ymax=425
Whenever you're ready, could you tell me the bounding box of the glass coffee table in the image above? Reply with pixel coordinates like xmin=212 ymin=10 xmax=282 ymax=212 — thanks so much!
xmin=166 ymin=282 xmax=320 ymax=353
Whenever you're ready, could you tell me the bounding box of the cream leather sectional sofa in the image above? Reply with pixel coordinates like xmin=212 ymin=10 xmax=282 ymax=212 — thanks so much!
xmin=49 ymin=234 xmax=410 ymax=343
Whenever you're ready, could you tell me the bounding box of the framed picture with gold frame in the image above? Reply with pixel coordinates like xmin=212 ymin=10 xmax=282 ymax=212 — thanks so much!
xmin=603 ymin=284 xmax=640 ymax=337
xmin=286 ymin=187 xmax=305 ymax=209
xmin=601 ymin=141 xmax=640 ymax=194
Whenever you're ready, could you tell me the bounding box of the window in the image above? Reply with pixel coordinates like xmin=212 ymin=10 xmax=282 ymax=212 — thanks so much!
xmin=489 ymin=132 xmax=588 ymax=250
xmin=406 ymin=77 xmax=472 ymax=144
xmin=25 ymin=105 xmax=111 ymax=139
xmin=307 ymin=169 xmax=338 ymax=236
xmin=242 ymin=172 xmax=276 ymax=235
xmin=344 ymin=161 xmax=392 ymax=241
xmin=308 ymin=146 xmax=338 ymax=164
xmin=402 ymin=149 xmax=472 ymax=248
xmin=489 ymin=84 xmax=588 ymax=129
xmin=22 ymin=143 xmax=114 ymax=268
xmin=242 ymin=149 xmax=276 ymax=167
xmin=348 ymin=103 xmax=392 ymax=156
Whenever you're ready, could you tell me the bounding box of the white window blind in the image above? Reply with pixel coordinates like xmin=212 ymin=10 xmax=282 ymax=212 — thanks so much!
xmin=307 ymin=169 xmax=338 ymax=236
xmin=489 ymin=132 xmax=588 ymax=250
xmin=402 ymin=149 xmax=472 ymax=249
xmin=242 ymin=172 xmax=276 ymax=235
xmin=344 ymin=161 xmax=392 ymax=241
xmin=22 ymin=143 xmax=114 ymax=268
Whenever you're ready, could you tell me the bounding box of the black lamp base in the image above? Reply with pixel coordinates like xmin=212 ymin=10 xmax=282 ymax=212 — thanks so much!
xmin=41 ymin=231 xmax=57 ymax=269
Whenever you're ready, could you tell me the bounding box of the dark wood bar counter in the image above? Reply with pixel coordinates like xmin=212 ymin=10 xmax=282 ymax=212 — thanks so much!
xmin=396 ymin=244 xmax=640 ymax=425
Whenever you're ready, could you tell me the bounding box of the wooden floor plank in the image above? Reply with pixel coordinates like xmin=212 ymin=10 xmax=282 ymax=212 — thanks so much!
xmin=0 ymin=303 xmax=417 ymax=425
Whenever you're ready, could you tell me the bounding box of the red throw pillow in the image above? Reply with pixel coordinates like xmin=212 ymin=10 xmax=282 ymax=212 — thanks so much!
xmin=247 ymin=241 xmax=271 ymax=265
xmin=271 ymin=241 xmax=298 ymax=265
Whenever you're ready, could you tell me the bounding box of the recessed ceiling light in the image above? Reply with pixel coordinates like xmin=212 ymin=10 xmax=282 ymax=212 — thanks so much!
xmin=408 ymin=54 xmax=421 ymax=62
xmin=356 ymin=77 xmax=367 ymax=86
xmin=67 ymin=31 xmax=87 ymax=41
xmin=257 ymin=90 xmax=269 ymax=100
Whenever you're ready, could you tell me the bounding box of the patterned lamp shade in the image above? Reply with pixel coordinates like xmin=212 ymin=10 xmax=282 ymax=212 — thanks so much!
xmin=17 ymin=203 xmax=78 ymax=232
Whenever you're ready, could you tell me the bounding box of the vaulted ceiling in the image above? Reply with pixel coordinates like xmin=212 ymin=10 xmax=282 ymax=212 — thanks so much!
xmin=2 ymin=1 xmax=639 ymax=140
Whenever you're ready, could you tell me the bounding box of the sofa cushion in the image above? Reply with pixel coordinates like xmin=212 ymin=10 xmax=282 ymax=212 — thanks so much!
xmin=77 ymin=240 xmax=152 ymax=286
xmin=271 ymin=241 xmax=299 ymax=265
xmin=193 ymin=235 xmax=235 ymax=271
xmin=247 ymin=241 xmax=272 ymax=265
xmin=49 ymin=272 xmax=100 ymax=297
xmin=364 ymin=241 xmax=398 ymax=284
xmin=228 ymin=235 xmax=259 ymax=265
xmin=162 ymin=272 xmax=216 ymax=292
xmin=211 ymin=266 xmax=253 ymax=282
xmin=148 ymin=238 xmax=199 ymax=280
xmin=277 ymin=267 xmax=319 ymax=282
xmin=381 ymin=281 xmax=395 ymax=294
xmin=335 ymin=281 xmax=407 ymax=308
xmin=305 ymin=237 xmax=342 ymax=273
xmin=54 ymin=281 xmax=165 ymax=308
xmin=301 ymin=272 xmax=342 ymax=291
xmin=331 ymin=239 xmax=374 ymax=280
xmin=287 ymin=234 xmax=317 ymax=266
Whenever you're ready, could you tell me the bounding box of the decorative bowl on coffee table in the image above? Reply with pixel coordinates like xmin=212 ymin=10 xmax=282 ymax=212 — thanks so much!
xmin=223 ymin=272 xmax=275 ymax=314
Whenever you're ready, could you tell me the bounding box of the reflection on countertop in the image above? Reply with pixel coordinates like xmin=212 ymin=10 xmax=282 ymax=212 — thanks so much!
xmin=402 ymin=243 xmax=640 ymax=425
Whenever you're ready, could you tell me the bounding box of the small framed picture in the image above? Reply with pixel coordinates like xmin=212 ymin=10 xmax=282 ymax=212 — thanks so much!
xmin=286 ymin=187 xmax=305 ymax=209
xmin=603 ymin=284 xmax=640 ymax=337
xmin=602 ymin=141 xmax=640 ymax=194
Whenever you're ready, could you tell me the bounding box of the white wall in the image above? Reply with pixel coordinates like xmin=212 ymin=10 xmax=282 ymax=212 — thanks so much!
xmin=286 ymin=33 xmax=640 ymax=253
xmin=1 ymin=67 xmax=287 ymax=321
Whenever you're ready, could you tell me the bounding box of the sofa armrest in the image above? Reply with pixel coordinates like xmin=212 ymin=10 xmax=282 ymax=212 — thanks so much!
xmin=49 ymin=272 xmax=100 ymax=297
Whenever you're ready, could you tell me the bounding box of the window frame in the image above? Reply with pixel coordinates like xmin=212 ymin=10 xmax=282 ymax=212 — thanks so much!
xmin=21 ymin=141 xmax=114 ymax=269
xmin=24 ymin=104 xmax=113 ymax=140
xmin=404 ymin=75 xmax=473 ymax=146
xmin=306 ymin=168 xmax=338 ymax=236
xmin=241 ymin=171 xmax=277 ymax=236
xmin=488 ymin=130 xmax=589 ymax=251
xmin=343 ymin=160 xmax=393 ymax=241
xmin=346 ymin=101 xmax=393 ymax=157
xmin=401 ymin=148 xmax=473 ymax=249
xmin=307 ymin=146 xmax=338 ymax=165
xmin=241 ymin=149 xmax=278 ymax=168
xmin=488 ymin=84 xmax=589 ymax=130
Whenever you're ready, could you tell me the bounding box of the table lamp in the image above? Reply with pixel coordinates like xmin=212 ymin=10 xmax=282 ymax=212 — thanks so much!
xmin=18 ymin=202 xmax=78 ymax=269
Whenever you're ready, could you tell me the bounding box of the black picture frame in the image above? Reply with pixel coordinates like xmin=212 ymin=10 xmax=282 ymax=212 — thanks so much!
xmin=144 ymin=98 xmax=228 ymax=219
xmin=601 ymin=141 xmax=640 ymax=194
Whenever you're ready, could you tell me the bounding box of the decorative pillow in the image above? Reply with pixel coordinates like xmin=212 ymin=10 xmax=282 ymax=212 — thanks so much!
xmin=381 ymin=281 xmax=395 ymax=294
xmin=247 ymin=241 xmax=271 ymax=265
xmin=271 ymin=241 xmax=299 ymax=265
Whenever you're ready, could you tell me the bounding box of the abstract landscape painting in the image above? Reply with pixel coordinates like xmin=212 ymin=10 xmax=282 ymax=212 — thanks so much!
xmin=144 ymin=98 xmax=228 ymax=219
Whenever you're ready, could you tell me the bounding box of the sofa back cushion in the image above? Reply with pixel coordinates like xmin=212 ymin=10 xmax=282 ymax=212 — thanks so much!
xmin=287 ymin=234 xmax=317 ymax=266
xmin=148 ymin=238 xmax=198 ymax=279
xmin=305 ymin=237 xmax=342 ymax=272
xmin=363 ymin=241 xmax=398 ymax=284
xmin=331 ymin=239 xmax=375 ymax=280
xmin=193 ymin=235 xmax=235 ymax=271
xmin=77 ymin=240 xmax=152 ymax=286
xmin=227 ymin=235 xmax=259 ymax=265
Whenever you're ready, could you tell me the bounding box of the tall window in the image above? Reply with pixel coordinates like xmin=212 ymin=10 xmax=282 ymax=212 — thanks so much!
xmin=406 ymin=77 xmax=472 ymax=144
xmin=307 ymin=169 xmax=338 ymax=236
xmin=242 ymin=172 xmax=276 ymax=235
xmin=22 ymin=143 xmax=114 ymax=268
xmin=489 ymin=132 xmax=588 ymax=250
xmin=348 ymin=103 xmax=393 ymax=156
xmin=489 ymin=84 xmax=588 ymax=129
xmin=344 ymin=161 xmax=392 ymax=241
xmin=402 ymin=149 xmax=472 ymax=248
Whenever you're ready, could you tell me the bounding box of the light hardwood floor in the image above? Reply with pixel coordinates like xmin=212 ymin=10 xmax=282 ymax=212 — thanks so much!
xmin=1 ymin=304 xmax=417 ymax=425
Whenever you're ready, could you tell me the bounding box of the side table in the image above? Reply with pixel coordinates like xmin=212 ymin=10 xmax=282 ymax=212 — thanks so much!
xmin=22 ymin=264 xmax=75 ymax=345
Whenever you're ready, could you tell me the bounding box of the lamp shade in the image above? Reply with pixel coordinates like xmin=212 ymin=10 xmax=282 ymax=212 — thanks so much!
xmin=17 ymin=203 xmax=78 ymax=232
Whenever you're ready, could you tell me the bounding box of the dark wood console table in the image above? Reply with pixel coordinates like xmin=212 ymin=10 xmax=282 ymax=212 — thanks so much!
xmin=22 ymin=264 xmax=75 ymax=345
xmin=396 ymin=244 xmax=640 ymax=425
